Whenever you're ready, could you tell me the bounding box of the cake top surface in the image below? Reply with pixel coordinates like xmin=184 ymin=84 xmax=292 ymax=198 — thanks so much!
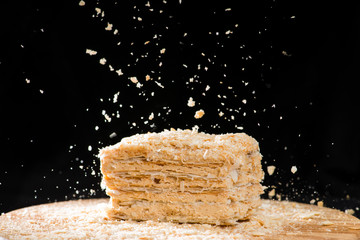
xmin=99 ymin=129 xmax=259 ymax=160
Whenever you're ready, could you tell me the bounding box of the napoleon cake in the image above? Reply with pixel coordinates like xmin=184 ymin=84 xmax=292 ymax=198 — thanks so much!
xmin=99 ymin=129 xmax=264 ymax=225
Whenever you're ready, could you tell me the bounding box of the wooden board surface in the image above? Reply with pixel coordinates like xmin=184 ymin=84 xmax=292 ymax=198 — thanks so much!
xmin=0 ymin=198 xmax=359 ymax=239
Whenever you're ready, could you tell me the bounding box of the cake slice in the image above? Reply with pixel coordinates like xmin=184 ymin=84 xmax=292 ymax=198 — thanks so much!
xmin=99 ymin=129 xmax=264 ymax=225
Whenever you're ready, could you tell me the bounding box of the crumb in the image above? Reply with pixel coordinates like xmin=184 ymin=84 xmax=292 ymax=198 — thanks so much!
xmin=321 ymin=221 xmax=334 ymax=226
xmin=252 ymin=232 xmax=265 ymax=237
xmin=148 ymin=112 xmax=154 ymax=120
xmin=267 ymin=166 xmax=276 ymax=176
xmin=145 ymin=75 xmax=151 ymax=81
xmin=187 ymin=97 xmax=195 ymax=107
xmin=95 ymin=7 xmax=101 ymax=15
xmin=160 ymin=48 xmax=166 ymax=54
xmin=268 ymin=189 xmax=275 ymax=198
xmin=291 ymin=166 xmax=297 ymax=174
xmin=282 ymin=50 xmax=292 ymax=57
xmin=99 ymin=58 xmax=107 ymax=65
xmin=317 ymin=201 xmax=324 ymax=207
xmin=276 ymin=194 xmax=282 ymax=201
xmin=79 ymin=0 xmax=85 ymax=6
xmin=86 ymin=49 xmax=97 ymax=56
xmin=345 ymin=209 xmax=355 ymax=215
xmin=116 ymin=69 xmax=123 ymax=76
xmin=194 ymin=109 xmax=205 ymax=119
xmin=109 ymin=132 xmax=117 ymax=138
xmin=129 ymin=77 xmax=138 ymax=83
xmin=299 ymin=212 xmax=320 ymax=219
xmin=25 ymin=78 xmax=30 ymax=84
xmin=105 ymin=22 xmax=113 ymax=31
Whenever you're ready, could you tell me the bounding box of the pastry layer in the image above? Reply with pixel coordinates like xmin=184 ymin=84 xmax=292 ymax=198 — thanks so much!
xmin=102 ymin=169 xmax=263 ymax=190
xmin=106 ymin=183 xmax=263 ymax=203
xmin=107 ymin=199 xmax=261 ymax=225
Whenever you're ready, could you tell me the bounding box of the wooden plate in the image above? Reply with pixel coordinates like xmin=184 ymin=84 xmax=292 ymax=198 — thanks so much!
xmin=1 ymin=198 xmax=359 ymax=239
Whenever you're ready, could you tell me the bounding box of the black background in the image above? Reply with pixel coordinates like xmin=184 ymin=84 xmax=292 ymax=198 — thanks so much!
xmin=1 ymin=0 xmax=359 ymax=218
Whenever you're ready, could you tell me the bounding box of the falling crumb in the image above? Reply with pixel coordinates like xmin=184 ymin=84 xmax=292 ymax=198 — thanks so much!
xmin=105 ymin=22 xmax=113 ymax=31
xmin=86 ymin=49 xmax=97 ymax=56
xmin=79 ymin=0 xmax=85 ymax=6
xmin=109 ymin=132 xmax=117 ymax=138
xmin=268 ymin=188 xmax=275 ymax=198
xmin=99 ymin=58 xmax=107 ymax=65
xmin=291 ymin=166 xmax=297 ymax=174
xmin=282 ymin=50 xmax=292 ymax=57
xmin=345 ymin=209 xmax=355 ymax=215
xmin=88 ymin=145 xmax=92 ymax=151
xmin=39 ymin=89 xmax=44 ymax=94
xmin=205 ymin=85 xmax=210 ymax=91
xmin=145 ymin=74 xmax=151 ymax=81
xmin=267 ymin=166 xmax=276 ymax=176
xmin=129 ymin=76 xmax=138 ymax=83
xmin=113 ymin=92 xmax=120 ymax=103
xmin=25 ymin=78 xmax=30 ymax=84
xmin=187 ymin=97 xmax=195 ymax=107
xmin=160 ymin=48 xmax=166 ymax=54
xmin=148 ymin=112 xmax=154 ymax=120
xmin=95 ymin=8 xmax=101 ymax=15
xmin=310 ymin=199 xmax=316 ymax=205
xmin=194 ymin=109 xmax=205 ymax=119
xmin=116 ymin=69 xmax=123 ymax=76
xmin=242 ymin=99 xmax=247 ymax=104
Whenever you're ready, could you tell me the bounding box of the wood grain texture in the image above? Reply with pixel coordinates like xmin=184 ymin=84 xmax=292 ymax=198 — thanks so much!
xmin=0 ymin=198 xmax=359 ymax=239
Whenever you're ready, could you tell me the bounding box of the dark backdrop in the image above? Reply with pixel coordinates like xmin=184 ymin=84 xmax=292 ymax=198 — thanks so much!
xmin=1 ymin=0 xmax=359 ymax=218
